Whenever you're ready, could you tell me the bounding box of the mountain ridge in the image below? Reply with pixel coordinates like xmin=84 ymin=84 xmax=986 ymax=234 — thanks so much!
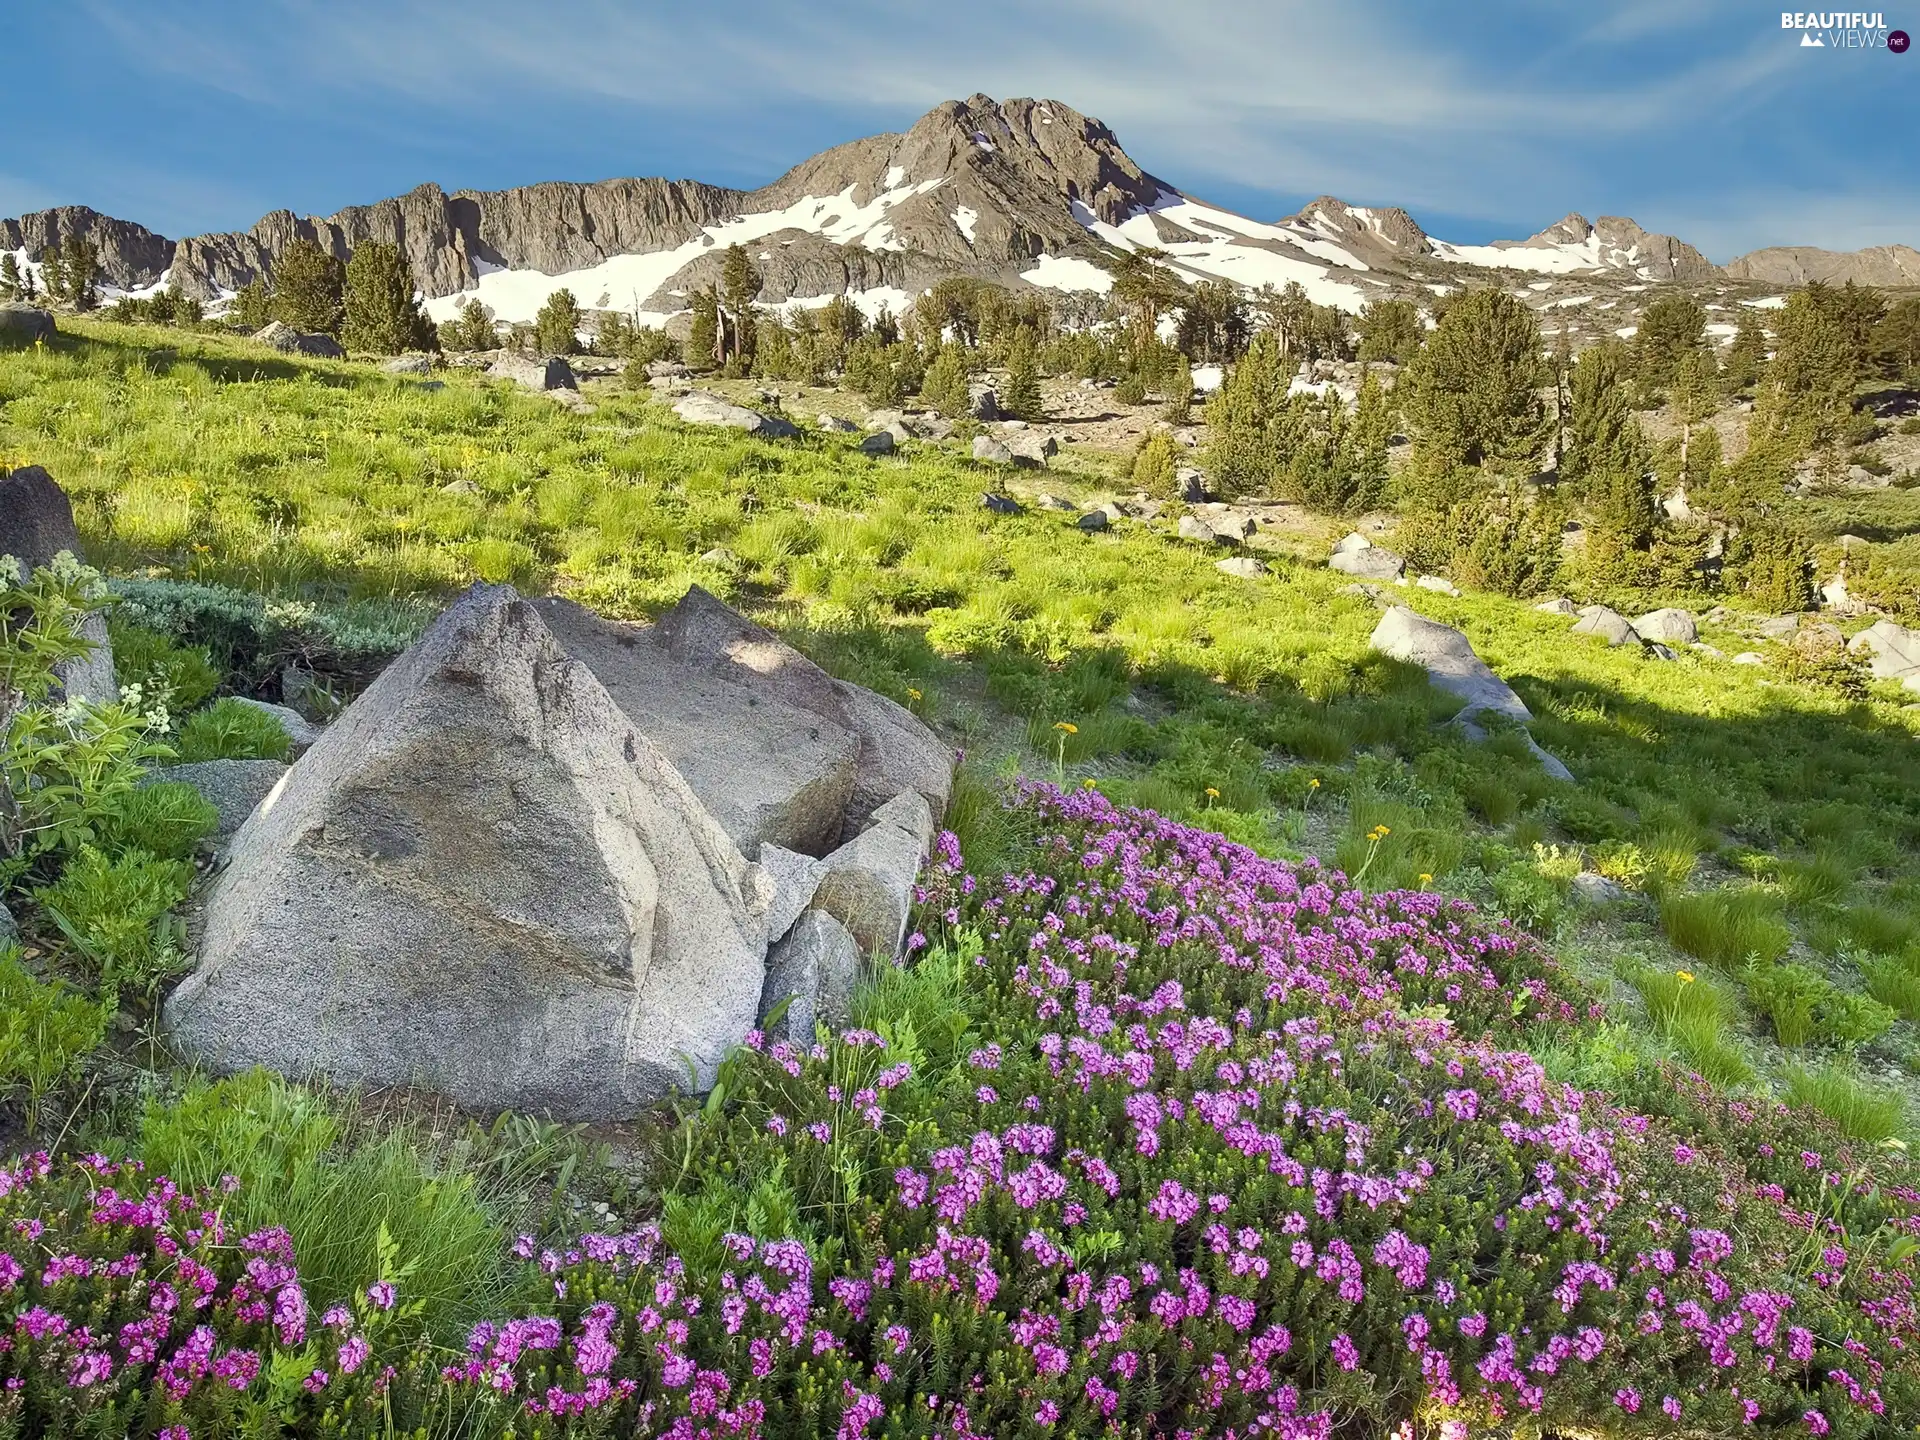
xmin=4 ymin=95 xmax=1910 ymax=321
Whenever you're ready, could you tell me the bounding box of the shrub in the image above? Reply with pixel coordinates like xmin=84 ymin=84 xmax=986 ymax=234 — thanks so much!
xmin=1113 ymin=371 xmax=1148 ymax=406
xmin=0 ymin=952 xmax=106 ymax=1130
xmin=174 ymin=696 xmax=293 ymax=763
xmin=92 ymin=780 xmax=219 ymax=862
xmin=33 ymin=844 xmax=194 ymax=999
xmin=1745 ymin=960 xmax=1897 ymax=1048
xmin=1659 ymin=886 xmax=1793 ymax=968
xmin=108 ymin=619 xmax=222 ymax=711
xmin=1131 ymin=431 xmax=1179 ymax=498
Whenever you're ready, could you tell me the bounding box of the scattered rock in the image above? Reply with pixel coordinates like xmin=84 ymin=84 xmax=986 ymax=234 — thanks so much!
xmin=549 ymin=389 xmax=596 ymax=414
xmin=1732 ymin=651 xmax=1766 ymax=666
xmin=253 ymin=321 xmax=344 ymax=359
xmin=1004 ymin=432 xmax=1060 ymax=466
xmin=0 ymin=305 xmax=57 ymax=343
xmin=1330 ymin=542 xmax=1406 ymax=581
xmin=1209 ymin=512 xmax=1258 ymax=542
xmin=758 ymin=843 xmax=829 ymax=945
xmin=380 ymin=355 xmax=434 ymax=376
xmin=1415 ymin=576 xmax=1461 ymax=597
xmin=1076 ymin=510 xmax=1110 ymax=532
xmin=646 ymin=360 xmax=690 ymax=379
xmin=827 ymin=681 xmax=954 ymax=833
xmin=441 ymin=478 xmax=481 ymax=496
xmin=810 ymin=791 xmax=933 ymax=956
xmin=1789 ymin=622 xmax=1846 ymax=659
xmin=1332 ymin=532 xmax=1373 ymax=556
xmin=487 ymin=353 xmax=578 ymax=391
xmin=1370 ymin=606 xmax=1571 ymax=780
xmin=165 ymin=584 xmax=774 ymax=1120
xmin=1338 ymin=582 xmax=1395 ymax=606
xmin=1820 ymin=575 xmax=1861 ymax=614
xmin=1178 ymin=515 xmax=1222 ymax=544
xmin=981 ymin=493 xmax=1022 ymax=514
xmin=1215 ymin=557 xmax=1267 ymax=579
xmin=1036 ymin=494 xmax=1078 ymax=512
xmin=758 ymin=910 xmax=861 ymax=1045
xmin=1632 ymin=608 xmax=1698 ymax=646
xmin=858 ymin=430 xmax=896 ymax=456
xmin=1572 ymin=872 xmax=1626 ymax=906
xmin=0 ymin=900 xmax=19 ymax=951
xmin=0 ymin=466 xmax=116 ymax=707
xmin=671 ymin=390 xmax=798 ymax=437
xmin=969 ymin=386 xmax=1002 ymax=421
xmin=972 ymin=435 xmax=1014 ymax=464
xmin=1644 ymin=643 xmax=1677 ymax=662
xmin=148 ymin=759 xmax=289 ymax=842
xmin=1848 ymin=619 xmax=1920 ymax=681
xmin=1755 ymin=614 xmax=1802 ymax=641
xmin=1692 ymin=643 xmax=1725 ymax=659
xmin=1572 ymin=606 xmax=1641 ymax=647
xmin=229 ymin=697 xmax=324 ymax=757
xmin=817 ymin=414 xmax=859 ymax=433
xmin=1176 ymin=467 xmax=1211 ymax=503
xmin=1534 ymin=597 xmax=1578 ymax=616
xmin=648 ymin=375 xmax=690 ymax=393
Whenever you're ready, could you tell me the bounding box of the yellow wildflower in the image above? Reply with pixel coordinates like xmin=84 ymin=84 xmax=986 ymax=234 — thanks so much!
xmin=1053 ymin=721 xmax=1078 ymax=734
xmin=1205 ymin=787 xmax=1220 ymax=799
xmin=1676 ymin=970 xmax=1696 ymax=984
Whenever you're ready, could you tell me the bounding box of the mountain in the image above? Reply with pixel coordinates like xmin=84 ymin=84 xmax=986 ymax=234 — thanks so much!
xmin=1723 ymin=244 xmax=1920 ymax=288
xmin=5 ymin=94 xmax=1905 ymax=327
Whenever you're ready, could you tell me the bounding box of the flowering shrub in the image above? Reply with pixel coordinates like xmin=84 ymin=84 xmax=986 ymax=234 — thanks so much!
xmin=3 ymin=785 xmax=1917 ymax=1436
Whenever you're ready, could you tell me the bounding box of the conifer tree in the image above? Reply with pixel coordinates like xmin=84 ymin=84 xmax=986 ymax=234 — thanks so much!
xmin=1750 ymin=287 xmax=1854 ymax=461
xmin=1356 ymin=299 xmax=1424 ymax=365
xmin=1111 ymin=248 xmax=1183 ymax=346
xmin=1132 ymin=432 xmax=1179 ymax=498
xmin=1722 ymin=310 xmax=1768 ymax=395
xmin=918 ymin=343 xmax=973 ymax=420
xmin=533 ymin=288 xmax=583 ymax=356
xmin=719 ymin=245 xmax=760 ymax=372
xmin=1001 ymin=327 xmax=1043 ymax=421
xmin=453 ymin=299 xmax=498 ymax=353
xmin=1670 ymin=345 xmax=1718 ymax=472
xmin=229 ymin=278 xmax=274 ymax=333
xmin=341 ymin=241 xmax=436 ymax=354
xmin=40 ymin=246 xmax=66 ymax=307
xmin=1342 ymin=367 xmax=1393 ymax=515
xmin=1560 ymin=340 xmax=1634 ymax=488
xmin=1631 ymin=294 xmax=1705 ymax=396
xmin=0 ymin=253 xmax=20 ymax=302
xmin=271 ymin=238 xmax=346 ymax=335
xmin=60 ymin=235 xmax=100 ymax=311
xmin=1202 ymin=332 xmax=1289 ymax=497
xmin=1729 ymin=517 xmax=1814 ymax=613
xmin=1174 ymin=280 xmax=1249 ymax=363
xmin=1809 ymin=280 xmax=1884 ymax=380
xmin=1402 ymin=287 xmax=1549 ymax=478
xmin=1872 ymin=297 xmax=1920 ymax=383
xmin=1159 ymin=361 xmax=1193 ymax=425
xmin=687 ymin=288 xmax=720 ymax=372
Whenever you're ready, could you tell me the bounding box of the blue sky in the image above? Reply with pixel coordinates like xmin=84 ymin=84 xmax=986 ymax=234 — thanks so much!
xmin=7 ymin=0 xmax=1917 ymax=260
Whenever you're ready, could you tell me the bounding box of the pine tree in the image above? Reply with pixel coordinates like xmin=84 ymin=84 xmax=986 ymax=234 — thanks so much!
xmin=1174 ymin=280 xmax=1249 ymax=363
xmin=1001 ymin=327 xmax=1043 ymax=421
xmin=1132 ymin=432 xmax=1179 ymax=498
xmin=229 ymin=278 xmax=274 ymax=333
xmin=40 ymin=246 xmax=66 ymax=307
xmin=1808 ymin=280 xmax=1884 ymax=380
xmin=1202 ymin=332 xmax=1289 ymax=498
xmin=453 ymin=299 xmax=498 ymax=353
xmin=1561 ymin=340 xmax=1634 ymax=488
xmin=0 ymin=253 xmax=19 ymax=302
xmin=1159 ymin=362 xmax=1193 ymax=425
xmin=919 ymin=343 xmax=973 ymax=420
xmin=719 ymin=245 xmax=760 ymax=372
xmin=61 ymin=235 xmax=100 ymax=312
xmin=533 ymin=288 xmax=583 ymax=356
xmin=1729 ymin=518 xmax=1814 ymax=613
xmin=1356 ymin=299 xmax=1424 ymax=365
xmin=1111 ymin=248 xmax=1183 ymax=346
xmin=1342 ymin=367 xmax=1393 ymax=515
xmin=341 ymin=241 xmax=436 ymax=355
xmin=271 ymin=238 xmax=346 ymax=335
xmin=1670 ymin=345 xmax=1718 ymax=472
xmin=1402 ymin=287 xmax=1549 ymax=478
xmin=1631 ymin=294 xmax=1705 ymax=396
xmin=1722 ymin=310 xmax=1768 ymax=395
xmin=844 ymin=336 xmax=905 ymax=406
xmin=1750 ymin=287 xmax=1854 ymax=461
xmin=687 ymin=288 xmax=720 ymax=372
xmin=1872 ymin=297 xmax=1920 ymax=383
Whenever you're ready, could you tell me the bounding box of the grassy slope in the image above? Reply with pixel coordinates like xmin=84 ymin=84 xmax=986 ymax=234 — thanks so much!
xmin=7 ymin=317 xmax=1920 ymax=1123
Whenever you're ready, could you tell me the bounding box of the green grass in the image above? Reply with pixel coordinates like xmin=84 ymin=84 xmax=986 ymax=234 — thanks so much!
xmin=1658 ymin=886 xmax=1795 ymax=969
xmin=1626 ymin=965 xmax=1755 ymax=1086
xmin=1784 ymin=1063 xmax=1910 ymax=1142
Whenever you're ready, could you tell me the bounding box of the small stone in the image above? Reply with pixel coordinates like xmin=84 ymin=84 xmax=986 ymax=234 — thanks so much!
xmin=1572 ymin=606 xmax=1641 ymax=647
xmin=972 ymin=435 xmax=1014 ymax=464
xmin=817 ymin=414 xmax=859 ymax=433
xmin=1732 ymin=651 xmax=1766 ymax=666
xmin=981 ymin=493 xmax=1022 ymax=515
xmin=1572 ymin=872 xmax=1625 ymax=906
xmin=1178 ymin=514 xmax=1220 ymax=544
xmin=858 ymin=430 xmax=896 ymax=455
xmin=1076 ymin=510 xmax=1110 ymax=532
xmin=0 ymin=900 xmax=18 ymax=951
xmin=1215 ymin=557 xmax=1267 ymax=579
xmin=1534 ymin=597 xmax=1578 ymax=616
xmin=1415 ymin=575 xmax=1461 ymax=597
xmin=380 ymin=355 xmax=434 ymax=376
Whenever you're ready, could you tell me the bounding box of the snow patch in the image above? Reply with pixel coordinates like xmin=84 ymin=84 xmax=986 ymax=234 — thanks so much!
xmin=1705 ymin=322 xmax=1739 ymax=339
xmin=884 ymin=166 xmax=906 ymax=190
xmin=1021 ymin=254 xmax=1114 ymax=293
xmin=1741 ymin=295 xmax=1787 ymax=309
xmin=1190 ymin=364 xmax=1224 ymax=393
xmin=952 ymin=206 xmax=978 ymax=246
xmin=1615 ymin=326 xmax=1639 ymax=339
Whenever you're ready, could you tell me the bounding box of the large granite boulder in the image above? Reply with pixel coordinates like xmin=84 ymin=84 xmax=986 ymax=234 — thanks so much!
xmin=1330 ymin=537 xmax=1406 ymax=581
xmin=1572 ymin=606 xmax=1641 ymax=647
xmin=811 ymin=790 xmax=934 ymax=956
xmin=0 ymin=466 xmax=117 ymax=707
xmin=1633 ymin=608 xmax=1698 ymax=646
xmin=532 ymin=597 xmax=858 ymax=859
xmin=253 ymin=321 xmax=344 ymax=359
xmin=758 ymin=910 xmax=861 ymax=1045
xmin=0 ymin=305 xmax=56 ymax=344
xmin=488 ymin=354 xmax=577 ymax=391
xmin=1848 ymin=619 xmax=1920 ymax=681
xmin=165 ymin=585 xmax=774 ymax=1119
xmin=672 ymin=390 xmax=798 ymax=438
xmin=1370 ymin=606 xmax=1571 ymax=781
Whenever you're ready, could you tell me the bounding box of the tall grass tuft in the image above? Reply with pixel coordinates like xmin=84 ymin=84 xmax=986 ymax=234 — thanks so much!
xmin=1784 ymin=1064 xmax=1908 ymax=1142
xmin=1658 ymin=887 xmax=1793 ymax=969
xmin=1627 ymin=966 xmax=1754 ymax=1086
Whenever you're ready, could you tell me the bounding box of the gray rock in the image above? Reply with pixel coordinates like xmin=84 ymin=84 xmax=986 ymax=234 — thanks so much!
xmin=165 ymin=584 xmax=772 ymax=1120
xmin=972 ymin=435 xmax=1014 ymax=464
xmin=1572 ymin=606 xmax=1641 ymax=647
xmin=442 ymin=478 xmax=481 ymax=496
xmin=1331 ymin=531 xmax=1374 ymax=556
xmin=550 ymin=388 xmax=595 ymax=414
xmin=1210 ymin=511 xmax=1258 ymax=542
xmin=489 ymin=353 xmax=577 ymax=391
xmin=1215 ymin=557 xmax=1267 ymax=579
xmin=1329 ymin=545 xmax=1406 ymax=581
xmin=1036 ymin=493 xmax=1079 ymax=512
xmin=0 ymin=466 xmax=116 ymax=707
xmin=1847 ymin=618 xmax=1920 ymax=680
xmin=148 ymin=759 xmax=289 ymax=841
xmin=380 ymin=355 xmax=434 ymax=376
xmin=1177 ymin=467 xmax=1210 ymax=503
xmin=981 ymin=492 xmax=1022 ymax=514
xmin=970 ymin=387 xmax=1002 ymax=421
xmin=1572 ymin=872 xmax=1625 ymax=906
xmin=646 ymin=360 xmax=690 ymax=379
xmin=1534 ymin=597 xmax=1579 ymax=616
xmin=1645 ymin=643 xmax=1677 ymax=662
xmin=817 ymin=414 xmax=859 ymax=433
xmin=1004 ymin=432 xmax=1059 ymax=465
xmin=758 ymin=910 xmax=861 ymax=1045
xmin=230 ymin=697 xmax=324 ymax=757
xmin=0 ymin=305 xmax=56 ymax=343
xmin=1076 ymin=509 xmax=1110 ymax=532
xmin=1790 ymin=622 xmax=1845 ymax=659
xmin=647 ymin=375 xmax=690 ymax=393
xmin=828 ymin=680 xmax=954 ymax=833
xmin=1415 ymin=575 xmax=1461 ymax=597
xmin=1755 ymin=614 xmax=1802 ymax=641
xmin=670 ymin=391 xmax=797 ymax=438
xmin=1692 ymin=643 xmax=1725 ymax=659
xmin=759 ymin=844 xmax=829 ymax=944
xmin=858 ymin=430 xmax=896 ymax=455
xmin=1732 ymin=651 xmax=1766 ymax=666
xmin=811 ymin=791 xmax=933 ymax=956
xmin=533 ymin=597 xmax=857 ymax=859
xmin=253 ymin=321 xmax=344 ymax=359
xmin=1178 ymin=515 xmax=1221 ymax=544
xmin=1633 ymin=608 xmax=1698 ymax=646
xmin=0 ymin=899 xmax=19 ymax=951
xmin=1370 ymin=606 xmax=1571 ymax=781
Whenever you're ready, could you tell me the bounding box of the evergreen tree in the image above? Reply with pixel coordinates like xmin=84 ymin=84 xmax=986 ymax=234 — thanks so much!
xmin=40 ymin=246 xmax=66 ymax=306
xmin=1453 ymin=485 xmax=1563 ymax=599
xmin=1631 ymin=293 xmax=1705 ymax=396
xmin=0 ymin=253 xmax=19 ymax=302
xmin=1729 ymin=517 xmax=1814 ymax=613
xmin=687 ymin=288 xmax=720 ymax=372
xmin=1722 ymin=310 xmax=1768 ymax=394
xmin=1808 ymin=280 xmax=1884 ymax=380
xmin=843 ymin=336 xmax=906 ymax=407
xmin=719 ymin=245 xmax=760 ymax=372
xmin=1174 ymin=280 xmax=1249 ymax=363
xmin=1001 ymin=327 xmax=1043 ymax=421
xmin=1342 ymin=367 xmax=1393 ymax=515
xmin=271 ymin=238 xmax=346 ymax=335
xmin=1159 ymin=362 xmax=1193 ymax=425
xmin=1750 ymin=287 xmax=1854 ymax=460
xmin=1402 ymin=287 xmax=1549 ymax=478
xmin=1202 ymin=332 xmax=1289 ymax=497
xmin=919 ymin=343 xmax=973 ymax=420
xmin=1561 ymin=340 xmax=1635 ymax=488
xmin=533 ymin=288 xmax=583 ymax=356
xmin=1132 ymin=432 xmax=1179 ymax=498
xmin=1670 ymin=344 xmax=1719 ymax=472
xmin=1356 ymin=299 xmax=1424 ymax=365
xmin=341 ymin=241 xmax=436 ymax=354
xmin=1111 ymin=248 xmax=1183 ymax=346
xmin=60 ymin=235 xmax=100 ymax=312
xmin=1872 ymin=297 xmax=1920 ymax=383
xmin=229 ymin=278 xmax=274 ymax=333
xmin=453 ymin=299 xmax=498 ymax=353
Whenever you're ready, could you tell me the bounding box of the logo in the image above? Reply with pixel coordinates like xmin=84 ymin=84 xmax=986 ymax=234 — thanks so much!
xmin=1781 ymin=10 xmax=1898 ymax=47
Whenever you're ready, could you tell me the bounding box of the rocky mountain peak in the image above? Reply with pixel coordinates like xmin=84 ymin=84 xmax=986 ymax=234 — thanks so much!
xmin=1529 ymin=212 xmax=1594 ymax=245
xmin=1292 ymin=196 xmax=1433 ymax=257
